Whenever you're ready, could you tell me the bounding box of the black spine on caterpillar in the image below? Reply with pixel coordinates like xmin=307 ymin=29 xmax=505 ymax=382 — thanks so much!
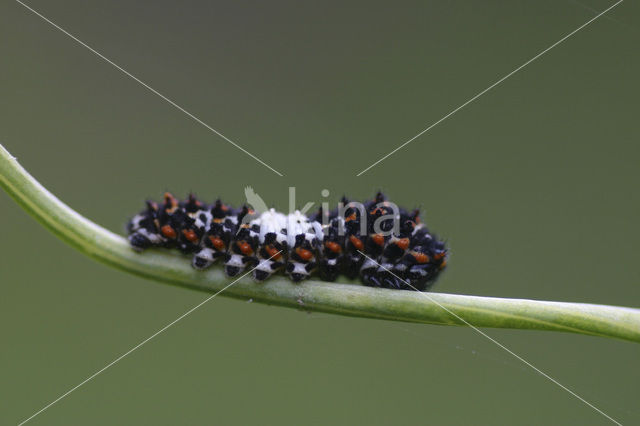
xmin=126 ymin=192 xmax=448 ymax=291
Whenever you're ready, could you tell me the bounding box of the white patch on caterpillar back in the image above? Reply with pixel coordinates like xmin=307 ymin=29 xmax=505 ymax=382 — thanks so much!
xmin=192 ymin=209 xmax=212 ymax=230
xmin=288 ymin=261 xmax=311 ymax=280
xmin=129 ymin=214 xmax=146 ymax=231
xmin=285 ymin=210 xmax=316 ymax=247
xmin=192 ymin=247 xmax=217 ymax=269
xmin=292 ymin=262 xmax=307 ymax=273
xmin=195 ymin=247 xmax=215 ymax=261
xmin=226 ymin=253 xmax=246 ymax=268
xmin=255 ymin=258 xmax=276 ymax=272
xmin=253 ymin=258 xmax=283 ymax=283
xmin=136 ymin=228 xmax=164 ymax=244
xmin=253 ymin=208 xmax=288 ymax=244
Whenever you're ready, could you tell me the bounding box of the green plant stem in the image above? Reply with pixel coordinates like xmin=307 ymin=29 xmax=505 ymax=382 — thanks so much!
xmin=1 ymin=144 xmax=639 ymax=343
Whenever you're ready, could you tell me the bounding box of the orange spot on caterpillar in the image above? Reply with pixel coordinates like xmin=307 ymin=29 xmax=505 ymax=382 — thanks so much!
xmin=349 ymin=235 xmax=364 ymax=250
xmin=396 ymin=238 xmax=409 ymax=250
xmin=182 ymin=229 xmax=198 ymax=243
xmin=161 ymin=225 xmax=176 ymax=239
xmin=237 ymin=241 xmax=253 ymax=256
xmin=371 ymin=234 xmax=385 ymax=246
xmin=325 ymin=241 xmax=342 ymax=254
xmin=213 ymin=218 xmax=224 ymax=223
xmin=439 ymin=260 xmax=447 ymax=270
xmin=411 ymin=251 xmax=429 ymax=264
xmin=209 ymin=236 xmax=226 ymax=251
xmin=296 ymin=247 xmax=313 ymax=261
xmin=265 ymin=245 xmax=281 ymax=260
xmin=434 ymin=252 xmax=446 ymax=261
xmin=345 ymin=213 xmax=357 ymax=222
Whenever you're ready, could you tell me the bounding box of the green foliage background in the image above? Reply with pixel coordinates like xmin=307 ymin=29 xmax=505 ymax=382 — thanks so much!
xmin=1 ymin=1 xmax=638 ymax=424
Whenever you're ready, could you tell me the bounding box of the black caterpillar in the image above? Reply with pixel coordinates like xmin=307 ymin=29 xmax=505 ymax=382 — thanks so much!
xmin=127 ymin=192 xmax=448 ymax=291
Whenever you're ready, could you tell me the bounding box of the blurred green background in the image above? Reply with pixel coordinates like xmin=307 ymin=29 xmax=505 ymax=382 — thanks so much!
xmin=1 ymin=0 xmax=638 ymax=424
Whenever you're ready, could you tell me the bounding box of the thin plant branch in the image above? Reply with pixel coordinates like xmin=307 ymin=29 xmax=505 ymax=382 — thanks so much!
xmin=1 ymin=144 xmax=639 ymax=343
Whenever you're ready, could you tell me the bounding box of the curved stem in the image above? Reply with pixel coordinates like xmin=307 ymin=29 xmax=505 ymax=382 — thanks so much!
xmin=1 ymin=144 xmax=639 ymax=343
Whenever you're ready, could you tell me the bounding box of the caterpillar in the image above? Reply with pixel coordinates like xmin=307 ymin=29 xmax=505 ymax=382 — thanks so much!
xmin=126 ymin=192 xmax=448 ymax=291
